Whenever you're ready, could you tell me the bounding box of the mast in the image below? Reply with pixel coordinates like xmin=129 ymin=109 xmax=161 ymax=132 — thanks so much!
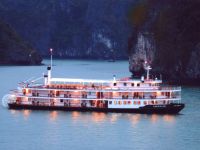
xmin=47 ymin=48 xmax=53 ymax=85
xmin=146 ymin=66 xmax=152 ymax=80
xmin=50 ymin=48 xmax=53 ymax=70
xmin=144 ymin=61 xmax=152 ymax=80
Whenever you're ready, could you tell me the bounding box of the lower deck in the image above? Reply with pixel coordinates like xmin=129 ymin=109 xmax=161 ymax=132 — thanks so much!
xmin=14 ymin=97 xmax=181 ymax=109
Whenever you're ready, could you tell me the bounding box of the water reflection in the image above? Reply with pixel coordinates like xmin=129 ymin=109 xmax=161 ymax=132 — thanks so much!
xmin=163 ymin=115 xmax=175 ymax=123
xmin=110 ymin=113 xmax=121 ymax=123
xmin=10 ymin=109 xmax=17 ymax=115
xmin=70 ymin=112 xmax=122 ymax=124
xmin=49 ymin=111 xmax=58 ymax=122
xmin=9 ymin=109 xmax=177 ymax=124
xmin=71 ymin=111 xmax=81 ymax=120
xmin=128 ymin=114 xmax=141 ymax=126
xmin=23 ymin=110 xmax=31 ymax=118
xmin=91 ymin=112 xmax=107 ymax=123
xmin=150 ymin=114 xmax=159 ymax=123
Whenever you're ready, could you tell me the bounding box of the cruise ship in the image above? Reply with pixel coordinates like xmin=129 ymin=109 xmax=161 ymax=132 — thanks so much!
xmin=2 ymin=59 xmax=184 ymax=114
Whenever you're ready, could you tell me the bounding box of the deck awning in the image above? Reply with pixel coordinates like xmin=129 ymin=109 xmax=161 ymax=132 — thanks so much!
xmin=50 ymin=78 xmax=112 ymax=84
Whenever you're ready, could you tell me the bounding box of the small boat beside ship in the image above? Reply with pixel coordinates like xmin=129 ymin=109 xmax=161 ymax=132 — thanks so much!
xmin=2 ymin=62 xmax=184 ymax=114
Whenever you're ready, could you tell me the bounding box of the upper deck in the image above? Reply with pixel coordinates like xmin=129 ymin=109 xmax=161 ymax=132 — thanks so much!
xmin=15 ymin=65 xmax=180 ymax=94
xmin=19 ymin=77 xmax=180 ymax=93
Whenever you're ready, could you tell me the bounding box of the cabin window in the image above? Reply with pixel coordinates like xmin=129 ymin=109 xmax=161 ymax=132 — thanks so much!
xmin=131 ymin=83 xmax=134 ymax=86
xmin=137 ymin=83 xmax=140 ymax=87
xmin=114 ymin=101 xmax=117 ymax=105
xmin=123 ymin=101 xmax=127 ymax=105
xmin=144 ymin=101 xmax=147 ymax=105
xmin=109 ymin=101 xmax=112 ymax=105
xmin=118 ymin=101 xmax=121 ymax=105
xmin=124 ymin=83 xmax=127 ymax=86
xmin=60 ymin=99 xmax=63 ymax=103
xmin=128 ymin=101 xmax=131 ymax=104
xmin=113 ymin=83 xmax=117 ymax=86
xmin=134 ymin=101 xmax=137 ymax=105
xmin=138 ymin=101 xmax=141 ymax=105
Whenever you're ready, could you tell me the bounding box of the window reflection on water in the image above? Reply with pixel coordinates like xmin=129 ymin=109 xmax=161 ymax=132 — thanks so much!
xmin=151 ymin=114 xmax=159 ymax=123
xmin=71 ymin=111 xmax=81 ymax=120
xmin=128 ymin=114 xmax=141 ymax=125
xmin=91 ymin=112 xmax=107 ymax=123
xmin=23 ymin=110 xmax=31 ymax=118
xmin=9 ymin=110 xmax=175 ymax=124
xmin=49 ymin=111 xmax=58 ymax=121
xmin=163 ymin=115 xmax=175 ymax=122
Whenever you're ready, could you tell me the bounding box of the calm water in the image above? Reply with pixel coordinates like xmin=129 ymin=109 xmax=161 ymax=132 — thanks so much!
xmin=0 ymin=60 xmax=200 ymax=150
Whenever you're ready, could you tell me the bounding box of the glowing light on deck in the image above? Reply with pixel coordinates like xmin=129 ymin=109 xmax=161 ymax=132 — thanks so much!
xmin=156 ymin=91 xmax=162 ymax=96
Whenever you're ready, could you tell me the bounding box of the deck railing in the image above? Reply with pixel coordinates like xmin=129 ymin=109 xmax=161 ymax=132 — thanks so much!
xmin=19 ymin=85 xmax=181 ymax=93
xmin=15 ymin=94 xmax=181 ymax=101
xmin=160 ymin=86 xmax=181 ymax=91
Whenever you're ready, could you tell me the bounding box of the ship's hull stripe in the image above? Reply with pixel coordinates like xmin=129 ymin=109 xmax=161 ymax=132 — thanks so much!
xmin=8 ymin=103 xmax=185 ymax=114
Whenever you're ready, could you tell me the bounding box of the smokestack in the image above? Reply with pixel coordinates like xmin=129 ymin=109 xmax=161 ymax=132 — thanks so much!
xmin=141 ymin=76 xmax=144 ymax=82
xmin=44 ymin=74 xmax=48 ymax=85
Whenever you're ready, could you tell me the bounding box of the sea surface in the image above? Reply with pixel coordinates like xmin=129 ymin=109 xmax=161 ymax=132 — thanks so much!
xmin=0 ymin=60 xmax=199 ymax=150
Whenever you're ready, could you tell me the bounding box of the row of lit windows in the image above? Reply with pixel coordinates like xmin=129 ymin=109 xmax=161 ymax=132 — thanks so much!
xmin=109 ymin=101 xmax=143 ymax=105
xmin=113 ymin=83 xmax=140 ymax=87
xmin=109 ymin=100 xmax=169 ymax=105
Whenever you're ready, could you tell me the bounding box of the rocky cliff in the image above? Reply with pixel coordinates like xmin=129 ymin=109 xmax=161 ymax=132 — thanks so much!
xmin=0 ymin=0 xmax=199 ymax=84
xmin=0 ymin=0 xmax=138 ymax=59
xmin=0 ymin=19 xmax=42 ymax=65
xmin=128 ymin=0 xmax=200 ymax=85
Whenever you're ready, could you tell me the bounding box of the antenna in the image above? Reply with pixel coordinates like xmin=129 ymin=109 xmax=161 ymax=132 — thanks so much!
xmin=113 ymin=75 xmax=116 ymax=81
xmin=50 ymin=48 xmax=53 ymax=69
